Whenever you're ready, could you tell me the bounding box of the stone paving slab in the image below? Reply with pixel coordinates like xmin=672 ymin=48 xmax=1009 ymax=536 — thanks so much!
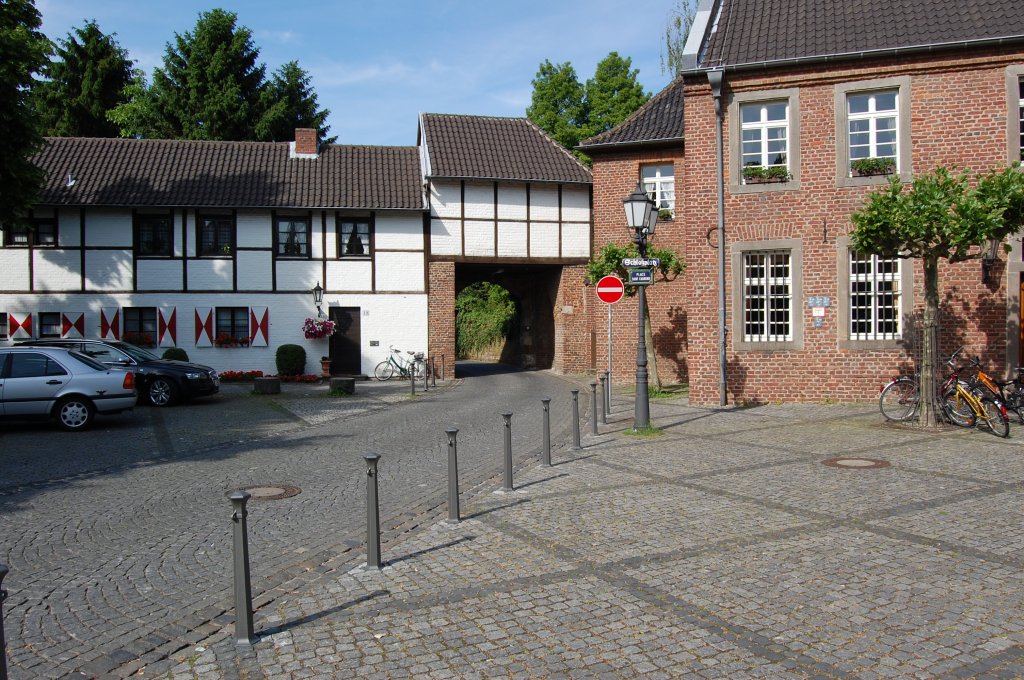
xmin=151 ymin=395 xmax=1024 ymax=678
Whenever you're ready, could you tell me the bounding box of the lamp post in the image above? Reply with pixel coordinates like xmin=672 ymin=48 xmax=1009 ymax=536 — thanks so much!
xmin=623 ymin=183 xmax=657 ymax=431
xmin=312 ymin=281 xmax=325 ymax=319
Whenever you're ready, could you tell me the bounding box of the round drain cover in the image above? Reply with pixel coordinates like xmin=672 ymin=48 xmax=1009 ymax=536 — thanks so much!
xmin=236 ymin=484 xmax=301 ymax=500
xmin=822 ymin=457 xmax=890 ymax=469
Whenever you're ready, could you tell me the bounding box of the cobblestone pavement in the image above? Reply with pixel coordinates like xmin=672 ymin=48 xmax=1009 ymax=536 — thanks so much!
xmin=1 ymin=366 xmax=586 ymax=679
xmin=150 ymin=397 xmax=1024 ymax=679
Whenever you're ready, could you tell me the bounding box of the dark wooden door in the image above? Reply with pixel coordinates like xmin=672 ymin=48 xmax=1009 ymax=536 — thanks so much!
xmin=329 ymin=307 xmax=361 ymax=375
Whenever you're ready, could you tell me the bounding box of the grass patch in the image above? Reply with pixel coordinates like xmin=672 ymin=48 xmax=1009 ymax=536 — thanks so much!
xmin=650 ymin=383 xmax=688 ymax=399
xmin=326 ymin=389 xmax=352 ymax=398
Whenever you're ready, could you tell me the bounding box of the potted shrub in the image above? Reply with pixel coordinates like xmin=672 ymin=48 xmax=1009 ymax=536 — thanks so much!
xmin=320 ymin=356 xmax=332 ymax=377
xmin=742 ymin=165 xmax=792 ymax=184
xmin=850 ymin=157 xmax=896 ymax=177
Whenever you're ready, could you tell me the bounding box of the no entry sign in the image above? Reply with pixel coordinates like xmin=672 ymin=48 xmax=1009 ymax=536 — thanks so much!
xmin=596 ymin=275 xmax=624 ymax=304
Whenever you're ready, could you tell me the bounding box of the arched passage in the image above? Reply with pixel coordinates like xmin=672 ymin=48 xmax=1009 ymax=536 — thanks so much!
xmin=428 ymin=261 xmax=591 ymax=374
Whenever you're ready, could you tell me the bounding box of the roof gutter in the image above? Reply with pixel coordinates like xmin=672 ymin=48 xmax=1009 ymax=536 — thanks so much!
xmin=682 ymin=34 xmax=1024 ymax=76
xmin=426 ymin=175 xmax=591 ymax=185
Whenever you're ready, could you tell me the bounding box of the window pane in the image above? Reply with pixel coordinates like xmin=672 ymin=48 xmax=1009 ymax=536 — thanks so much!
xmin=848 ymin=94 xmax=871 ymax=114
xmin=874 ymin=92 xmax=897 ymax=111
xmin=764 ymin=102 xmax=787 ymax=121
xmin=740 ymin=105 xmax=761 ymax=124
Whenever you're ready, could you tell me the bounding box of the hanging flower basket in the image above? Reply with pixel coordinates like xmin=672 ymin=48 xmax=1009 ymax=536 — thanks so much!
xmin=303 ymin=318 xmax=336 ymax=339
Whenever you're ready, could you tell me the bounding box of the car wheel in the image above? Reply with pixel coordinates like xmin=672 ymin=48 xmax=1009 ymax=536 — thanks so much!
xmin=55 ymin=396 xmax=95 ymax=431
xmin=147 ymin=377 xmax=179 ymax=407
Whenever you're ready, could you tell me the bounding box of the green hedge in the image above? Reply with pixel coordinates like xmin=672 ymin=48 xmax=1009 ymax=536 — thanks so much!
xmin=276 ymin=344 xmax=307 ymax=375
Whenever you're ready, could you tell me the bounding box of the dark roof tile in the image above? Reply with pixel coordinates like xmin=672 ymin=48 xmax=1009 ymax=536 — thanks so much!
xmin=579 ymin=77 xmax=684 ymax=150
xmin=701 ymin=0 xmax=1024 ymax=67
xmin=33 ymin=137 xmax=424 ymax=210
xmin=420 ymin=114 xmax=591 ymax=184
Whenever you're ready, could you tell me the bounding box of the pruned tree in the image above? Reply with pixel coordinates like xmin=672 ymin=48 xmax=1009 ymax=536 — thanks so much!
xmin=256 ymin=60 xmax=334 ymax=145
xmin=850 ymin=165 xmax=1024 ymax=427
xmin=0 ymin=0 xmax=50 ymax=226
xmin=34 ymin=20 xmax=135 ymax=137
xmin=586 ymin=242 xmax=685 ymax=390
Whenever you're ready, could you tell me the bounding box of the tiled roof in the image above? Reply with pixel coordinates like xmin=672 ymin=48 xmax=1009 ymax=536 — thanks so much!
xmin=32 ymin=137 xmax=425 ymax=210
xmin=701 ymin=0 xmax=1024 ymax=68
xmin=578 ymin=77 xmax=684 ymax=150
xmin=420 ymin=114 xmax=592 ymax=184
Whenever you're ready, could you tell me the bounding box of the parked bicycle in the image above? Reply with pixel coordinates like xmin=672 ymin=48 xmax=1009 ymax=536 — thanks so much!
xmin=878 ymin=347 xmax=1010 ymax=437
xmin=374 ymin=345 xmax=425 ymax=381
xmin=965 ymin=356 xmax=1024 ymax=424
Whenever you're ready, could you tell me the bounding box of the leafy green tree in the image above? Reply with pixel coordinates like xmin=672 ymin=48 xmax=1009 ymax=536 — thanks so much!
xmin=106 ymin=69 xmax=158 ymax=138
xmin=661 ymin=0 xmax=697 ymax=76
xmin=148 ymin=9 xmax=267 ymax=140
xmin=256 ymin=61 xmax=334 ymax=144
xmin=34 ymin=20 xmax=135 ymax=137
xmin=455 ymin=282 xmax=518 ymax=357
xmin=0 ymin=0 xmax=49 ymax=226
xmin=526 ymin=60 xmax=588 ymax=153
xmin=584 ymin=52 xmax=649 ymax=139
xmin=850 ymin=165 xmax=1024 ymax=427
xmin=587 ymin=241 xmax=684 ymax=389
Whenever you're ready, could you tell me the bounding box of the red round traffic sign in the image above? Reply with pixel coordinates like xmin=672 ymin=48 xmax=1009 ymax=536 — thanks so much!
xmin=596 ymin=275 xmax=625 ymax=304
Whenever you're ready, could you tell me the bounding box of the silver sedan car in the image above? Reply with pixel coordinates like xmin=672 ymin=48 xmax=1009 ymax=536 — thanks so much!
xmin=0 ymin=346 xmax=137 ymax=431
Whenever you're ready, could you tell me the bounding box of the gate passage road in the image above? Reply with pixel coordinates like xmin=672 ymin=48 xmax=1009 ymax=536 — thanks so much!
xmin=0 ymin=363 xmax=582 ymax=678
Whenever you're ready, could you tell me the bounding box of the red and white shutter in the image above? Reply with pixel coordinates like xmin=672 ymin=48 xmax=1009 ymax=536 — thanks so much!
xmin=100 ymin=307 xmax=121 ymax=340
xmin=194 ymin=307 xmax=213 ymax=347
xmin=249 ymin=306 xmax=268 ymax=347
xmin=158 ymin=308 xmax=177 ymax=348
xmin=9 ymin=312 xmax=33 ymax=339
xmin=61 ymin=312 xmax=85 ymax=339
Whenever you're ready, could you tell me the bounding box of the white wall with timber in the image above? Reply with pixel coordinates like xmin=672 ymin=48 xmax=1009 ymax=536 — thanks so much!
xmin=427 ymin=179 xmax=591 ymax=260
xmin=0 ymin=206 xmax=429 ymax=375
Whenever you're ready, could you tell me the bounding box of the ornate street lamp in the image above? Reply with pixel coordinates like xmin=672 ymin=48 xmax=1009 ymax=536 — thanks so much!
xmin=312 ymin=281 xmax=325 ymax=318
xmin=623 ymin=183 xmax=657 ymax=431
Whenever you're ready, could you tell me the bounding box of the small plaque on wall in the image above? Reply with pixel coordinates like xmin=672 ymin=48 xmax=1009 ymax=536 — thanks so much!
xmin=370 ymin=340 xmax=379 ymax=346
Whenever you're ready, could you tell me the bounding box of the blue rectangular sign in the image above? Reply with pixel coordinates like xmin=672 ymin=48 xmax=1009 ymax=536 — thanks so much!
xmin=628 ymin=269 xmax=653 ymax=285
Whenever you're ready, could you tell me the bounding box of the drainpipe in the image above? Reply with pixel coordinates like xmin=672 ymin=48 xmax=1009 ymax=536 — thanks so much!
xmin=708 ymin=68 xmax=727 ymax=407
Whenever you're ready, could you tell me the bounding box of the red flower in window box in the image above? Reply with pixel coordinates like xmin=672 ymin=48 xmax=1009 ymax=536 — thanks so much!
xmin=123 ymin=331 xmax=156 ymax=347
xmin=215 ymin=332 xmax=250 ymax=348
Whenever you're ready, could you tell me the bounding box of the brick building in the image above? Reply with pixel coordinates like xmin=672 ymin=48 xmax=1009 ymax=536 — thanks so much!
xmin=587 ymin=0 xmax=1024 ymax=406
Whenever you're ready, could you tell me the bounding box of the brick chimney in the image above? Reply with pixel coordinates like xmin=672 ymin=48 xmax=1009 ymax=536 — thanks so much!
xmin=294 ymin=128 xmax=317 ymax=156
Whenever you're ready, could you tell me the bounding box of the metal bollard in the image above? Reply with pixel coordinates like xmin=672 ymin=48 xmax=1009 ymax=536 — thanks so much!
xmin=431 ymin=358 xmax=437 ymax=388
xmin=1 ymin=564 xmax=9 ymax=680
xmin=446 ymin=428 xmax=460 ymax=522
xmin=602 ymin=368 xmax=610 ymax=411
xmin=599 ymin=374 xmax=608 ymax=424
xmin=423 ymin=359 xmax=429 ymax=391
xmin=410 ymin=363 xmax=416 ymax=396
xmin=571 ymin=389 xmax=581 ymax=449
xmin=441 ymin=354 xmax=446 ymax=381
xmin=590 ymin=381 xmax=599 ymax=435
xmin=229 ymin=491 xmax=255 ymax=647
xmin=365 ymin=454 xmax=382 ymax=569
xmin=541 ymin=398 xmax=552 ymax=467
xmin=502 ymin=412 xmax=514 ymax=491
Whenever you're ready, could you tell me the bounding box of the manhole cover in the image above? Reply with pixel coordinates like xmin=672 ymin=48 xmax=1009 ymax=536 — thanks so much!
xmin=237 ymin=484 xmax=301 ymax=500
xmin=822 ymin=457 xmax=891 ymax=469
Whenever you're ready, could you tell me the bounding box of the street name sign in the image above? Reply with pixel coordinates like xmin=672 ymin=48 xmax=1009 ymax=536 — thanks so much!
xmin=622 ymin=257 xmax=660 ymax=268
xmin=596 ymin=275 xmax=625 ymax=304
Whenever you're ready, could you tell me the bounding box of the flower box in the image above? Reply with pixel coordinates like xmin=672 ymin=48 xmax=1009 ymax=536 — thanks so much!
xmin=303 ymin=318 xmax=336 ymax=339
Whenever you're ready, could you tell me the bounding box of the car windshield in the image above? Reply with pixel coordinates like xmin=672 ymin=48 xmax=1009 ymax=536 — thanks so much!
xmin=67 ymin=350 xmax=111 ymax=371
xmin=109 ymin=341 xmax=160 ymax=362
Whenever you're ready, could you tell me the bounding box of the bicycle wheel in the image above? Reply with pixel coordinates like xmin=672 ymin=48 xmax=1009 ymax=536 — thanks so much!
xmin=879 ymin=378 xmax=919 ymax=421
xmin=979 ymin=397 xmax=1010 ymax=438
xmin=374 ymin=360 xmax=395 ymax=381
xmin=941 ymin=386 xmax=975 ymax=427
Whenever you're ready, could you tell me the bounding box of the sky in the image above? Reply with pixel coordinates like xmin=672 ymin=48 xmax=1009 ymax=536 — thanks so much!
xmin=36 ymin=0 xmax=679 ymax=147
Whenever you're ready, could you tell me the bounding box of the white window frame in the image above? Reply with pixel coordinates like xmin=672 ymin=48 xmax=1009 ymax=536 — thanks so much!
xmin=740 ymin=100 xmax=789 ymax=172
xmin=732 ymin=239 xmax=802 ymax=351
xmin=835 ymin=77 xmax=911 ymax=187
xmin=848 ymin=252 xmax=901 ymax=341
xmin=0 ymin=312 xmax=7 ymax=340
xmin=836 ymin=237 xmax=914 ymax=350
xmin=742 ymin=251 xmax=793 ymax=343
xmin=1009 ymin=66 xmax=1024 ymax=163
xmin=641 ymin=164 xmax=675 ymax=215
xmin=846 ymin=89 xmax=899 ymax=170
xmin=729 ymin=88 xmax=800 ymax=194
